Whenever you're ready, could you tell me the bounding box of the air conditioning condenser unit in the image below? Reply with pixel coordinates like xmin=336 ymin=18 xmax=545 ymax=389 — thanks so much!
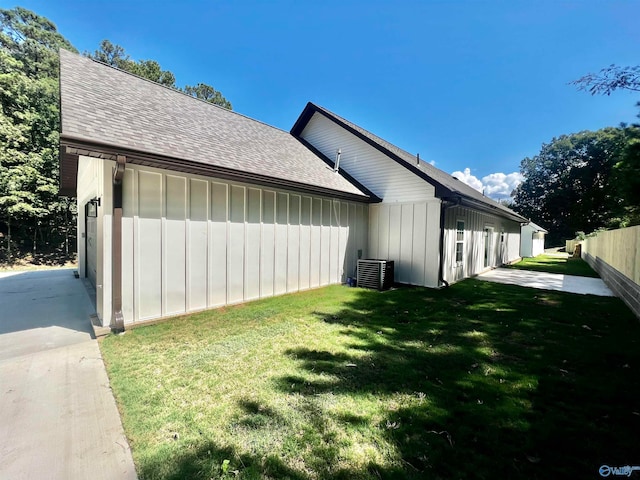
xmin=356 ymin=259 xmax=394 ymax=290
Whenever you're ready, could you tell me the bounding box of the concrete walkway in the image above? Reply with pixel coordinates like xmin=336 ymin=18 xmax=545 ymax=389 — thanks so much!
xmin=0 ymin=269 xmax=137 ymax=479
xmin=477 ymin=267 xmax=614 ymax=296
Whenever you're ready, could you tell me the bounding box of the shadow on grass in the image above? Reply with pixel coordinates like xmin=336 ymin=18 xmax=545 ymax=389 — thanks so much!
xmin=139 ymin=440 xmax=310 ymax=480
xmin=272 ymin=282 xmax=640 ymax=479
xmin=136 ymin=281 xmax=640 ymax=479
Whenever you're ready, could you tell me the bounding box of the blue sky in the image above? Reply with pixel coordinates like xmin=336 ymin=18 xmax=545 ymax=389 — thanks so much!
xmin=16 ymin=0 xmax=640 ymax=199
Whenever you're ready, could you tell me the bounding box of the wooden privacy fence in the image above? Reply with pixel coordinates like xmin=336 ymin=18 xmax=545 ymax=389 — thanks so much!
xmin=565 ymin=239 xmax=579 ymax=255
xmin=581 ymin=225 xmax=640 ymax=319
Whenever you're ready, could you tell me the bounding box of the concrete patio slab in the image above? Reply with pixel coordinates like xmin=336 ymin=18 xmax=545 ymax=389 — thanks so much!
xmin=477 ymin=267 xmax=614 ymax=296
xmin=0 ymin=268 xmax=136 ymax=480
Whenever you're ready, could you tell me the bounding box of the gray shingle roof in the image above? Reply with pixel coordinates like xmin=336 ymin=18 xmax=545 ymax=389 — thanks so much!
xmin=59 ymin=50 xmax=368 ymax=199
xmin=292 ymin=103 xmax=528 ymax=222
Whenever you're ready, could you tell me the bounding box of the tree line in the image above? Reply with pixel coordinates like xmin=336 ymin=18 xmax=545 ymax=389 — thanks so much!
xmin=512 ymin=67 xmax=640 ymax=247
xmin=0 ymin=6 xmax=231 ymax=262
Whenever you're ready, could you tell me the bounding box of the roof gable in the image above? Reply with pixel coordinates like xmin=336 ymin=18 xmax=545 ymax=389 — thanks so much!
xmin=292 ymin=102 xmax=528 ymax=223
xmin=58 ymin=50 xmax=369 ymax=200
xmin=525 ymin=222 xmax=548 ymax=233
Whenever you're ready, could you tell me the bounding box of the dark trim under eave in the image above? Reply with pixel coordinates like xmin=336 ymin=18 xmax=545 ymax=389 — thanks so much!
xmin=60 ymin=134 xmax=374 ymax=204
xmin=454 ymin=196 xmax=528 ymax=224
xmin=111 ymin=155 xmax=126 ymax=332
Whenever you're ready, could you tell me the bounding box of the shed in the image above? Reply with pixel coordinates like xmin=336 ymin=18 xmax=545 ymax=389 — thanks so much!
xmin=520 ymin=222 xmax=548 ymax=257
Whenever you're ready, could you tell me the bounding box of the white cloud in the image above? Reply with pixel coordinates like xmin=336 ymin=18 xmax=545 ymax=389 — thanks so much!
xmin=451 ymin=168 xmax=483 ymax=192
xmin=429 ymin=160 xmax=436 ymax=166
xmin=482 ymin=172 xmax=524 ymax=200
xmin=451 ymin=168 xmax=524 ymax=201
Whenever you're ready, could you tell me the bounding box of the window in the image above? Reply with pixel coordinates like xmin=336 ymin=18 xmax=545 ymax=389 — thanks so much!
xmin=455 ymin=220 xmax=464 ymax=265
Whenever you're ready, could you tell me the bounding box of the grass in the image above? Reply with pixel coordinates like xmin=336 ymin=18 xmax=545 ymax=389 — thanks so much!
xmin=100 ymin=282 xmax=640 ymax=480
xmin=507 ymin=254 xmax=600 ymax=277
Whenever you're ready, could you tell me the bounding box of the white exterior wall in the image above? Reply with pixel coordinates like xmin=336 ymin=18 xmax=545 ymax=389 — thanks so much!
xmin=443 ymin=205 xmax=521 ymax=284
xmin=532 ymin=232 xmax=545 ymax=257
xmin=368 ymin=200 xmax=441 ymax=287
xmin=76 ymin=155 xmax=115 ymax=325
xmin=300 ymin=112 xmax=435 ymax=202
xmin=113 ymin=164 xmax=368 ymax=325
xmin=520 ymin=225 xmax=546 ymax=257
xmin=520 ymin=225 xmax=534 ymax=257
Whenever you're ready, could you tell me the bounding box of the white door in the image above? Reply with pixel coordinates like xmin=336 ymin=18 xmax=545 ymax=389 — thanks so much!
xmin=483 ymin=227 xmax=493 ymax=268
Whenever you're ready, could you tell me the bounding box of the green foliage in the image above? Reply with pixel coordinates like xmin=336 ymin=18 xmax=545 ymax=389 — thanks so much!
xmin=85 ymin=40 xmax=176 ymax=87
xmin=183 ymin=83 xmax=232 ymax=109
xmin=0 ymin=7 xmax=77 ymax=256
xmin=86 ymin=40 xmax=232 ymax=109
xmin=0 ymin=8 xmax=232 ymax=261
xmin=512 ymin=126 xmax=640 ymax=245
xmin=568 ymin=63 xmax=640 ymax=230
xmin=571 ymin=64 xmax=640 ymax=96
xmin=611 ymin=119 xmax=640 ymax=225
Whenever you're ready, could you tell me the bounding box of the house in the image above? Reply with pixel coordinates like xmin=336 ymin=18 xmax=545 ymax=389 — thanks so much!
xmin=520 ymin=221 xmax=548 ymax=257
xmin=291 ymin=103 xmax=527 ymax=287
xmin=58 ymin=50 xmax=527 ymax=329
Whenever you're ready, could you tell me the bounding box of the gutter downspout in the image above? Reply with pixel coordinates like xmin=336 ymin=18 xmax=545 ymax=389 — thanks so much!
xmin=438 ymin=196 xmax=460 ymax=288
xmin=111 ymin=155 xmax=126 ymax=332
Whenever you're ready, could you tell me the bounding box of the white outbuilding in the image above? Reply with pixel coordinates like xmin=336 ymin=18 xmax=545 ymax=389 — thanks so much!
xmin=520 ymin=222 xmax=548 ymax=257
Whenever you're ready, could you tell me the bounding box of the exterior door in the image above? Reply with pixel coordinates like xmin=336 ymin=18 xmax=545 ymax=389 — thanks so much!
xmin=483 ymin=227 xmax=493 ymax=268
xmin=86 ymin=207 xmax=97 ymax=287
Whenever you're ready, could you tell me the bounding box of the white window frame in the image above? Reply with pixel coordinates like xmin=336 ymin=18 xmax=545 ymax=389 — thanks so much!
xmin=455 ymin=220 xmax=464 ymax=266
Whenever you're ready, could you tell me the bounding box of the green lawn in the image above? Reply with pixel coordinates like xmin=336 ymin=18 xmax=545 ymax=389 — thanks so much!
xmin=100 ymin=282 xmax=639 ymax=480
xmin=507 ymin=254 xmax=600 ymax=277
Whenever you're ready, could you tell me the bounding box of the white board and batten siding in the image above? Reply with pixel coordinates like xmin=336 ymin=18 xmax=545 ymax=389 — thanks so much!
xmin=300 ymin=112 xmax=435 ymax=203
xmin=76 ymin=156 xmax=115 ymax=324
xmin=369 ymin=201 xmax=442 ymax=287
xmin=115 ymin=163 xmax=368 ymax=325
xmin=531 ymin=232 xmax=545 ymax=257
xmin=301 ymin=112 xmax=445 ymax=288
xmin=443 ymin=206 xmax=521 ymax=284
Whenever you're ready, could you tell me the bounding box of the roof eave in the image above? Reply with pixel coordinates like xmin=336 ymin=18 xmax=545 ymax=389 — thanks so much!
xmin=451 ymin=194 xmax=528 ymax=223
xmin=59 ymin=134 xmax=374 ymax=203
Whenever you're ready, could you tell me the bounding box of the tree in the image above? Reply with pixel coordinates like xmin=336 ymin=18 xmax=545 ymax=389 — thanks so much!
xmin=571 ymin=63 xmax=640 ymax=227
xmin=512 ymin=128 xmax=632 ymax=246
xmin=86 ymin=40 xmax=176 ymax=88
xmin=183 ymin=83 xmax=232 ymax=109
xmin=87 ymin=40 xmax=232 ymax=109
xmin=0 ymin=7 xmax=77 ymax=257
xmin=571 ymin=65 xmax=640 ymax=96
xmin=611 ymin=121 xmax=640 ymax=226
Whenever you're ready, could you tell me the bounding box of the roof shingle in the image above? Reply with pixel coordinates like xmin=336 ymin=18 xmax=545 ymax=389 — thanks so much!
xmin=59 ymin=50 xmax=368 ymax=199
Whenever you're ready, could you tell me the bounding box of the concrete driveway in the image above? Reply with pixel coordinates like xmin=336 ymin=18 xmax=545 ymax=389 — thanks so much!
xmin=477 ymin=267 xmax=614 ymax=296
xmin=0 ymin=268 xmax=136 ymax=479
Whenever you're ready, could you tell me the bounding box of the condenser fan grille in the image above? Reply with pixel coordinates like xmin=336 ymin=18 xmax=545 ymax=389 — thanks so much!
xmin=357 ymin=260 xmax=394 ymax=290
